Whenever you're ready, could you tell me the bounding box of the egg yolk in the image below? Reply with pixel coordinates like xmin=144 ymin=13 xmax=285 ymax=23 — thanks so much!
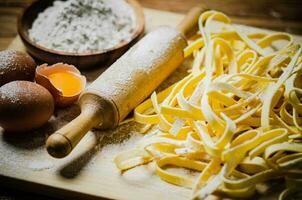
xmin=48 ymin=72 xmax=82 ymax=96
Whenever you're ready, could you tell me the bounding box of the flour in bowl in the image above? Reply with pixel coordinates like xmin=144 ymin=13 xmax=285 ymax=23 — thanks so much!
xmin=29 ymin=0 xmax=136 ymax=53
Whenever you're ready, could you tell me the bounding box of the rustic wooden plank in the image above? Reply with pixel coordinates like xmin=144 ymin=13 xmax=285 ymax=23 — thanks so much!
xmin=0 ymin=15 xmax=18 ymax=37
xmin=0 ymin=7 xmax=23 ymax=16
xmin=0 ymin=0 xmax=302 ymax=50
xmin=1 ymin=0 xmax=301 ymax=19
xmin=0 ymin=2 xmax=301 ymax=200
xmin=138 ymin=0 xmax=268 ymax=17
xmin=0 ymin=0 xmax=33 ymax=7
xmin=231 ymin=16 xmax=302 ymax=33
xmin=1 ymin=8 xmax=302 ymax=200
xmin=0 ymin=37 xmax=15 ymax=50
xmin=138 ymin=0 xmax=302 ymax=20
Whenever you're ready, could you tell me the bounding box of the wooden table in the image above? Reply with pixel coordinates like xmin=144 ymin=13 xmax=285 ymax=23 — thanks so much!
xmin=0 ymin=0 xmax=302 ymax=199
xmin=1 ymin=0 xmax=302 ymax=51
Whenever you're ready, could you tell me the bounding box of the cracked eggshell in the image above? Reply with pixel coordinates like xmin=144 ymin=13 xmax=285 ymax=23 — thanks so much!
xmin=35 ymin=63 xmax=86 ymax=107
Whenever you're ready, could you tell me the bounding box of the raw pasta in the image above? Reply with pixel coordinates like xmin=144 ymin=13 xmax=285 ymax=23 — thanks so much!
xmin=115 ymin=11 xmax=302 ymax=199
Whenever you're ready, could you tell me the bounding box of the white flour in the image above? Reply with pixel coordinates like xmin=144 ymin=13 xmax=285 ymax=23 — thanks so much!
xmin=29 ymin=0 xmax=136 ymax=53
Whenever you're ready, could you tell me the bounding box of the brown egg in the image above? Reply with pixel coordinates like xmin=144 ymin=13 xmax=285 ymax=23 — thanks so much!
xmin=0 ymin=81 xmax=54 ymax=132
xmin=0 ymin=50 xmax=36 ymax=86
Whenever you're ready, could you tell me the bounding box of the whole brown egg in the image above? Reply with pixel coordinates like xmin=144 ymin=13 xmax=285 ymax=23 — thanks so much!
xmin=0 ymin=81 xmax=54 ymax=132
xmin=0 ymin=50 xmax=36 ymax=86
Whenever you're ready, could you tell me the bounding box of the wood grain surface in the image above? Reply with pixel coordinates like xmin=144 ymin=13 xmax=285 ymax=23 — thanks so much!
xmin=1 ymin=0 xmax=302 ymax=51
xmin=1 ymin=7 xmax=302 ymax=200
xmin=0 ymin=1 xmax=302 ymax=200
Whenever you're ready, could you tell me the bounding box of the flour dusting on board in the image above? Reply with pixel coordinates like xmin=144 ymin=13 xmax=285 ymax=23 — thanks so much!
xmin=0 ymin=111 xmax=144 ymax=174
xmin=0 ymin=57 xmax=189 ymax=175
xmin=29 ymin=0 xmax=136 ymax=53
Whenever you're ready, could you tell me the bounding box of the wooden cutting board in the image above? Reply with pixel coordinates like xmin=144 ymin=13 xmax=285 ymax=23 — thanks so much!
xmin=1 ymin=8 xmax=302 ymax=200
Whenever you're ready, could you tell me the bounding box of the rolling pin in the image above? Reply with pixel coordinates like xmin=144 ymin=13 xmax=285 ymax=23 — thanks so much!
xmin=46 ymin=7 xmax=205 ymax=158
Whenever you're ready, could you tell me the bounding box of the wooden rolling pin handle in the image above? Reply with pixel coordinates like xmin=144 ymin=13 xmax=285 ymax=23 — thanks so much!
xmin=46 ymin=102 xmax=103 ymax=158
xmin=177 ymin=6 xmax=207 ymax=38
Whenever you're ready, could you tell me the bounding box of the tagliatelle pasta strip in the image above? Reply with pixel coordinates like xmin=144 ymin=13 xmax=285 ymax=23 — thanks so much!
xmin=115 ymin=10 xmax=302 ymax=199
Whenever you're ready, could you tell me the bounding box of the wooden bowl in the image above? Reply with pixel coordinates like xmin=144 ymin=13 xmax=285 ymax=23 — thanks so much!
xmin=17 ymin=0 xmax=145 ymax=70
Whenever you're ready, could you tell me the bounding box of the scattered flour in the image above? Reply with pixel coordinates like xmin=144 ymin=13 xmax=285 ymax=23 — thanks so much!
xmin=29 ymin=0 xmax=136 ymax=53
xmin=0 ymin=112 xmax=144 ymax=174
xmin=100 ymin=130 xmax=143 ymax=159
xmin=27 ymin=160 xmax=55 ymax=171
